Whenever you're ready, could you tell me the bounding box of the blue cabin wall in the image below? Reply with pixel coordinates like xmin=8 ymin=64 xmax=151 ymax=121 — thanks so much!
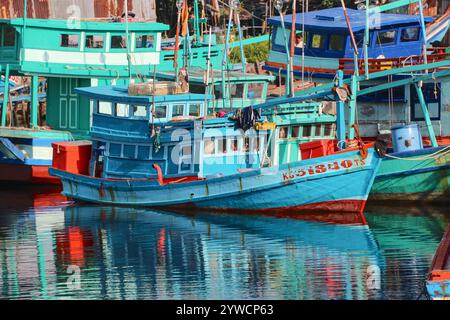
xmin=271 ymin=23 xmax=426 ymax=59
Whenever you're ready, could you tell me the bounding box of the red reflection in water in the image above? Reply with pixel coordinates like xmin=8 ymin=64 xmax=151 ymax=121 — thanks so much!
xmin=56 ymin=227 xmax=94 ymax=267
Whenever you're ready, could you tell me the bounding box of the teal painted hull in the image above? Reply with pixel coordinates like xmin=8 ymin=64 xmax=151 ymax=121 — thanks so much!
xmin=370 ymin=147 xmax=450 ymax=201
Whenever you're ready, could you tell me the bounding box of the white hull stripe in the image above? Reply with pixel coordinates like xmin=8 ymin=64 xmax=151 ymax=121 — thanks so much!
xmin=24 ymin=49 xmax=161 ymax=66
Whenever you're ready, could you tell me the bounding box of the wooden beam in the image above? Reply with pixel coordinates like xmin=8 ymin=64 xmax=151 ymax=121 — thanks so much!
xmin=368 ymin=0 xmax=419 ymax=14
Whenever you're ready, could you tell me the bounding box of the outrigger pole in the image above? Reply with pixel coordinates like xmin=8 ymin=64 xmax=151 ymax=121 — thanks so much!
xmin=289 ymin=0 xmax=296 ymax=97
xmin=174 ymin=0 xmax=183 ymax=83
xmin=340 ymin=0 xmax=360 ymax=140
xmin=274 ymin=0 xmax=291 ymax=97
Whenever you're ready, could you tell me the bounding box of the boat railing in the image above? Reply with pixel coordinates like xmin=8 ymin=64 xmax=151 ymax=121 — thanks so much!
xmin=338 ymin=51 xmax=450 ymax=75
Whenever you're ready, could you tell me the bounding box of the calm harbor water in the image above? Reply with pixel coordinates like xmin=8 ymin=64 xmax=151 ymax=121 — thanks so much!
xmin=0 ymin=185 xmax=448 ymax=300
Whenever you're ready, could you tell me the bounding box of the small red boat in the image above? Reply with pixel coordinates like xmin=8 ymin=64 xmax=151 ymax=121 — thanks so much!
xmin=426 ymin=224 xmax=450 ymax=300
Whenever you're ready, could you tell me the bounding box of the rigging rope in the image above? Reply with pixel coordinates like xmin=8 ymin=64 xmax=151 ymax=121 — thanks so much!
xmin=384 ymin=145 xmax=450 ymax=161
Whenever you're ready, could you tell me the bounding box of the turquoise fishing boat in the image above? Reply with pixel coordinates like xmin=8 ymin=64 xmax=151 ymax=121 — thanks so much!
xmin=426 ymin=224 xmax=450 ymax=300
xmin=259 ymin=1 xmax=450 ymax=201
xmin=264 ymin=3 xmax=450 ymax=144
xmin=49 ymin=81 xmax=382 ymax=214
xmin=0 ymin=11 xmax=169 ymax=183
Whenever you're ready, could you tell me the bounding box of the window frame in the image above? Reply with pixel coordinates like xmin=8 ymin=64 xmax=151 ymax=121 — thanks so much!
xmin=135 ymin=34 xmax=156 ymax=51
xmin=400 ymin=27 xmax=420 ymax=43
xmin=375 ymin=29 xmax=398 ymax=47
xmin=60 ymin=33 xmax=80 ymax=51
xmin=84 ymin=34 xmax=106 ymax=50
xmin=110 ymin=34 xmax=128 ymax=51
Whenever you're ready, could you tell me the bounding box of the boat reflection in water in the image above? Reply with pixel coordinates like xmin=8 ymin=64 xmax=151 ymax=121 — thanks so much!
xmin=0 ymin=190 xmax=448 ymax=300
xmin=0 ymin=189 xmax=385 ymax=300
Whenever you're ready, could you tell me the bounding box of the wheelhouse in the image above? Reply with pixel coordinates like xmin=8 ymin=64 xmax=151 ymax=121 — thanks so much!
xmin=75 ymin=86 xmax=269 ymax=179
xmin=156 ymin=68 xmax=275 ymax=112
xmin=265 ymin=8 xmax=436 ymax=79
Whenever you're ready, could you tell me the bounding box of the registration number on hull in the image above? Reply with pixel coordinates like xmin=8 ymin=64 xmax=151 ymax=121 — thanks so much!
xmin=282 ymin=158 xmax=366 ymax=181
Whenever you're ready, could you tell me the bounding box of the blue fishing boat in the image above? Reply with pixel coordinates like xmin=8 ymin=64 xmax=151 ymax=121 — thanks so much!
xmin=49 ymin=84 xmax=381 ymax=214
xmin=426 ymin=224 xmax=450 ymax=300
xmin=264 ymin=7 xmax=450 ymax=80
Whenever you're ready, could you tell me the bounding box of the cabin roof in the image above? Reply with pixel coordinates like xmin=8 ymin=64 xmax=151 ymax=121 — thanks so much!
xmin=0 ymin=18 xmax=169 ymax=32
xmin=156 ymin=68 xmax=275 ymax=84
xmin=75 ymin=86 xmax=211 ymax=104
xmin=268 ymin=8 xmax=433 ymax=33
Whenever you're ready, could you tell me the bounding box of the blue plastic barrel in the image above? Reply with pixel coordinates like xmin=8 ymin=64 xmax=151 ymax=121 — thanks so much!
xmin=391 ymin=124 xmax=423 ymax=153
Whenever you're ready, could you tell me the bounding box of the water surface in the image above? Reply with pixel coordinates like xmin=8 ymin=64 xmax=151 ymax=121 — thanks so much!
xmin=0 ymin=185 xmax=448 ymax=300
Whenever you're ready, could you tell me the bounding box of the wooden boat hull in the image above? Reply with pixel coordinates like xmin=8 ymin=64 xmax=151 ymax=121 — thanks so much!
xmin=426 ymin=224 xmax=450 ymax=300
xmin=49 ymin=148 xmax=381 ymax=214
xmin=369 ymin=146 xmax=450 ymax=202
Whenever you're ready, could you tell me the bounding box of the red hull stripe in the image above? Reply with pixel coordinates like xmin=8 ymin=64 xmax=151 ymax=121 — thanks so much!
xmin=167 ymin=200 xmax=368 ymax=217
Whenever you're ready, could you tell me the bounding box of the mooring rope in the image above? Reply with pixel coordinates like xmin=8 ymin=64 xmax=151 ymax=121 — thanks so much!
xmin=384 ymin=145 xmax=450 ymax=161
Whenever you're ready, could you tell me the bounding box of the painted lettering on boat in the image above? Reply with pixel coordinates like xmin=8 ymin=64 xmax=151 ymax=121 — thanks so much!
xmin=282 ymin=158 xmax=366 ymax=181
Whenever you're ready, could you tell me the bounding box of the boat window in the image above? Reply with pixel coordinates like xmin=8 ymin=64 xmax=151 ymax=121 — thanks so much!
xmin=190 ymin=84 xmax=206 ymax=94
xmin=136 ymin=35 xmax=154 ymax=49
xmin=137 ymin=145 xmax=150 ymax=159
xmin=315 ymin=125 xmax=322 ymax=137
xmin=254 ymin=137 xmax=262 ymax=152
xmin=231 ymin=137 xmax=239 ymax=152
xmin=302 ymin=125 xmax=312 ymax=137
xmin=123 ymin=145 xmax=136 ymax=158
xmin=311 ymin=33 xmax=326 ymax=49
xmin=60 ymin=34 xmax=79 ymax=48
xmin=354 ymin=33 xmax=368 ymax=48
xmin=116 ymin=103 xmax=129 ymax=117
xmin=291 ymin=126 xmax=300 ymax=138
xmin=213 ymin=86 xmax=223 ymax=99
xmin=376 ymin=30 xmax=396 ymax=46
xmin=109 ymin=143 xmax=122 ymax=157
xmin=85 ymin=35 xmax=104 ymax=49
xmin=401 ymin=27 xmax=419 ymax=42
xmin=243 ymin=137 xmax=250 ymax=152
xmin=217 ymin=138 xmax=227 ymax=154
xmin=204 ymin=139 xmax=215 ymax=155
xmin=153 ymin=105 xmax=167 ymax=118
xmin=324 ymin=123 xmax=334 ymax=137
xmin=111 ymin=35 xmax=127 ymax=49
xmin=172 ymin=104 xmax=185 ymax=117
xmin=328 ymin=34 xmax=345 ymax=51
xmin=133 ymin=105 xmax=147 ymax=118
xmin=189 ymin=104 xmax=201 ymax=117
xmin=279 ymin=126 xmax=288 ymax=139
xmin=2 ymin=26 xmax=15 ymax=47
xmin=230 ymin=84 xmax=245 ymax=99
xmin=273 ymin=27 xmax=291 ymax=48
xmin=98 ymin=101 xmax=113 ymax=115
xmin=247 ymin=83 xmax=264 ymax=99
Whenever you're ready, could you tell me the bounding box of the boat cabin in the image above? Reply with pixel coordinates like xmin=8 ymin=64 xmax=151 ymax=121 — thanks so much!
xmin=261 ymin=101 xmax=337 ymax=165
xmin=75 ymin=86 xmax=269 ymax=179
xmin=265 ymin=8 xmax=435 ymax=78
xmin=0 ymin=18 xmax=169 ymax=137
xmin=156 ymin=67 xmax=275 ymax=112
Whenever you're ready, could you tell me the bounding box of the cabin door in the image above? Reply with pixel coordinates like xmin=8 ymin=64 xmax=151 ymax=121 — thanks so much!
xmin=58 ymin=78 xmax=80 ymax=130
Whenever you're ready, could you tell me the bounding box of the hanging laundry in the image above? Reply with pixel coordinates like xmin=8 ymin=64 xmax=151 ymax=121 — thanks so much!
xmin=233 ymin=106 xmax=261 ymax=131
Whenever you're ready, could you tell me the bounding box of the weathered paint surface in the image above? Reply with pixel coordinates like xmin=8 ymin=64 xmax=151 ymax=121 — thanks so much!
xmin=50 ymin=148 xmax=381 ymax=214
xmin=370 ymin=146 xmax=450 ymax=201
